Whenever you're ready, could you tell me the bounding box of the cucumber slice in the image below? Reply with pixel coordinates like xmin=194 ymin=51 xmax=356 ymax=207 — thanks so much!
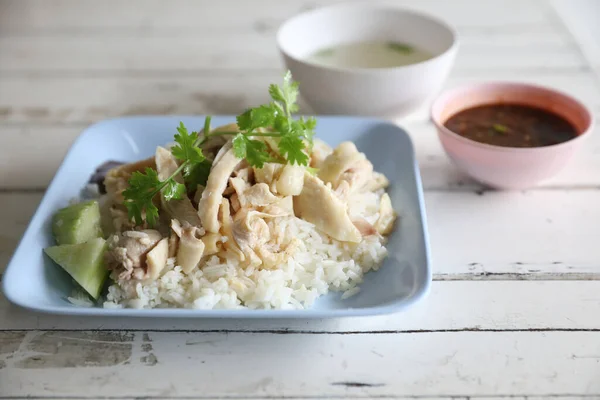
xmin=44 ymin=237 xmax=109 ymax=300
xmin=52 ymin=200 xmax=103 ymax=245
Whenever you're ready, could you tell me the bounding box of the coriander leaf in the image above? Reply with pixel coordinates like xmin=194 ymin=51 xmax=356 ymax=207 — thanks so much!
xmin=301 ymin=116 xmax=317 ymax=146
xmin=185 ymin=159 xmax=212 ymax=190
xmin=124 ymin=168 xmax=161 ymax=198
xmin=278 ymin=134 xmax=309 ymax=166
xmin=268 ymin=84 xmax=286 ymax=107
xmin=236 ymin=109 xmax=253 ymax=131
xmin=492 ymin=123 xmax=509 ymax=133
xmin=172 ymin=121 xmax=205 ymax=164
xmin=233 ymin=134 xmax=270 ymax=168
xmin=232 ymin=133 xmax=248 ymax=159
xmin=162 ymin=179 xmax=186 ymax=201
xmin=303 ymin=116 xmax=317 ymax=131
xmin=387 ymin=42 xmax=414 ymax=54
xmin=237 ymin=105 xmax=277 ymax=131
xmin=122 ymin=168 xmax=162 ymax=226
xmin=245 ymin=139 xmax=270 ymax=168
xmin=269 ymin=71 xmax=299 ymax=115
xmin=273 ymin=114 xmax=290 ymax=135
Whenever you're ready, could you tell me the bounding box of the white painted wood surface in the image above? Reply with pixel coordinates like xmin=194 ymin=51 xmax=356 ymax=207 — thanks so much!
xmin=1 ymin=0 xmax=600 ymax=398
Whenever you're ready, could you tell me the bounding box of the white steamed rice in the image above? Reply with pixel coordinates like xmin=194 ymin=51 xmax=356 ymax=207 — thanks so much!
xmin=101 ymin=188 xmax=392 ymax=310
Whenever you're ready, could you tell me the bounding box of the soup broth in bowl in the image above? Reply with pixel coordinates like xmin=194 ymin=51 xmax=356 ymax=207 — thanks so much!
xmin=308 ymin=41 xmax=434 ymax=69
xmin=276 ymin=4 xmax=458 ymax=117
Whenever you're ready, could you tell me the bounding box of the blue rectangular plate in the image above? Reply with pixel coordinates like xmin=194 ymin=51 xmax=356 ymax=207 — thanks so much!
xmin=3 ymin=115 xmax=431 ymax=318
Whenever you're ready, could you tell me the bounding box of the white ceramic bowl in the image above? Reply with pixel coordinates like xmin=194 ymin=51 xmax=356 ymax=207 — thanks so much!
xmin=276 ymin=3 xmax=458 ymax=117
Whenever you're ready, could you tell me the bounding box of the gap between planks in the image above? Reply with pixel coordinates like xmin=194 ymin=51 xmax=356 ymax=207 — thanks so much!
xmin=0 ymin=396 xmax=596 ymax=400
xmin=2 ymin=328 xmax=600 ymax=334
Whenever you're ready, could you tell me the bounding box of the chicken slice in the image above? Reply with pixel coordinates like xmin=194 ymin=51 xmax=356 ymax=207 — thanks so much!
xmin=276 ymin=165 xmax=304 ymax=196
xmin=318 ymin=141 xmax=373 ymax=193
xmin=293 ymin=173 xmax=361 ymax=243
xmin=233 ymin=166 xmax=253 ymax=183
xmin=229 ymin=177 xmax=249 ymax=208
xmin=201 ymin=232 xmax=221 ymax=256
xmin=219 ymin=198 xmax=245 ymax=261
xmin=155 ymin=146 xmax=202 ymax=227
xmin=262 ymin=195 xmax=294 ymax=216
xmin=254 ymin=163 xmax=283 ymax=186
xmin=193 ymin=184 xmax=205 ymax=205
xmin=352 ymin=218 xmax=378 ymax=237
xmin=197 ymin=141 xmax=242 ymax=233
xmin=310 ymin=138 xmax=333 ymax=168
xmin=171 ymin=219 xmax=205 ymax=273
xmin=244 ymin=183 xmax=279 ymax=207
xmin=365 ymin=172 xmax=390 ymax=191
xmin=232 ymin=209 xmax=293 ymax=269
xmin=105 ymin=229 xmax=163 ymax=280
xmin=146 ymin=237 xmax=169 ymax=280
xmin=374 ymin=193 xmax=397 ymax=235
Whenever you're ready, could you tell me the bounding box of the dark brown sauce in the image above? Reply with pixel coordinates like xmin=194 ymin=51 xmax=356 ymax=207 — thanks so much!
xmin=444 ymin=104 xmax=578 ymax=148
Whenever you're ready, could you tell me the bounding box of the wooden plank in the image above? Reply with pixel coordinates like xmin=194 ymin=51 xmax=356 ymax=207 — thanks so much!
xmin=0 ymin=70 xmax=599 ymax=189
xmin=0 ymin=330 xmax=598 ymax=397
xmin=0 ymin=30 xmax=584 ymax=73
xmin=0 ymin=0 xmax=554 ymax=32
xmin=428 ymin=190 xmax=600 ymax=278
xmin=1 ymin=280 xmax=599 ymax=331
xmin=0 ymin=398 xmax=588 ymax=400
xmin=2 ymin=116 xmax=600 ymax=191
xmin=0 ymin=193 xmax=42 ymax=275
xmin=1 ymin=71 xmax=597 ymax=125
xmin=2 ymin=190 xmax=600 ymax=279
xmin=552 ymin=0 xmax=600 ymax=75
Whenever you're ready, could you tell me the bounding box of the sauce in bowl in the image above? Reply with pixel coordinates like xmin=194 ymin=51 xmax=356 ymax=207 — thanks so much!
xmin=443 ymin=104 xmax=578 ymax=148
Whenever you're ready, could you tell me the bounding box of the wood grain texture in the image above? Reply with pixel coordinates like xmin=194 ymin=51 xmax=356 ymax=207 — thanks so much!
xmin=1 ymin=0 xmax=600 ymax=398
xmin=2 ymin=190 xmax=600 ymax=278
xmin=0 ymin=30 xmax=584 ymax=73
xmin=0 ymin=0 xmax=557 ymax=32
xmin=1 ymin=280 xmax=599 ymax=331
xmin=0 ymin=330 xmax=598 ymax=397
xmin=1 ymin=71 xmax=599 ymax=189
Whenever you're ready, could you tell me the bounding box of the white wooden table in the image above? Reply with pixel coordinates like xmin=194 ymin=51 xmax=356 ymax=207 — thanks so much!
xmin=1 ymin=0 xmax=600 ymax=398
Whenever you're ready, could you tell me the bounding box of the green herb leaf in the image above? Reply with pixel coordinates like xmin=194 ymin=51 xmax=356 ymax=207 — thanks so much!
xmin=492 ymin=123 xmax=509 ymax=133
xmin=185 ymin=159 xmax=212 ymax=190
xmin=162 ymin=179 xmax=186 ymax=201
xmin=269 ymin=71 xmax=299 ymax=115
xmin=236 ymin=105 xmax=277 ymax=131
xmin=233 ymin=134 xmax=270 ymax=168
xmin=387 ymin=42 xmax=414 ymax=54
xmin=123 ymin=71 xmax=317 ymax=227
xmin=278 ymin=133 xmax=309 ymax=166
xmin=122 ymin=167 xmax=162 ymax=226
xmin=172 ymin=122 xmax=205 ymax=165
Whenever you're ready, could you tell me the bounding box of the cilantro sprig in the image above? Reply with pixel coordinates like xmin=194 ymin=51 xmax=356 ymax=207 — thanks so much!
xmin=232 ymin=71 xmax=315 ymax=168
xmin=123 ymin=120 xmax=209 ymax=226
xmin=122 ymin=71 xmax=315 ymax=226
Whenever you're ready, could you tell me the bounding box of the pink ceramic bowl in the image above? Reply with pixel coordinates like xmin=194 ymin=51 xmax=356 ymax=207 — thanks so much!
xmin=431 ymin=82 xmax=594 ymax=189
